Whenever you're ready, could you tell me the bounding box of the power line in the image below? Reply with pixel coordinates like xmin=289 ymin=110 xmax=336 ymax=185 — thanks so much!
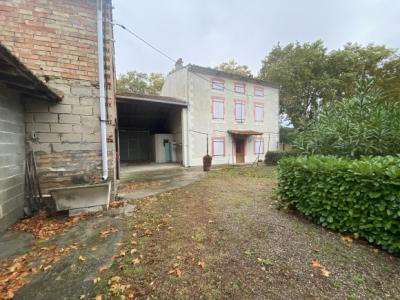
xmin=113 ymin=22 xmax=279 ymax=99
xmin=113 ymin=23 xmax=176 ymax=63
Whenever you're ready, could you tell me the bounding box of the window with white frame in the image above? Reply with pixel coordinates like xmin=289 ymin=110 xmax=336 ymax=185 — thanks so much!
xmin=234 ymin=101 xmax=246 ymax=123
xmin=211 ymin=79 xmax=224 ymax=91
xmin=254 ymin=86 xmax=264 ymax=97
xmin=234 ymin=82 xmax=245 ymax=94
xmin=254 ymin=103 xmax=264 ymax=122
xmin=254 ymin=138 xmax=264 ymax=154
xmin=212 ymin=98 xmax=224 ymax=120
xmin=212 ymin=138 xmax=225 ymax=157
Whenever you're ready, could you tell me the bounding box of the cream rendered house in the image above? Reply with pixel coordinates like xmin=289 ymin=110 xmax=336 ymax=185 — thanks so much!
xmin=161 ymin=64 xmax=280 ymax=167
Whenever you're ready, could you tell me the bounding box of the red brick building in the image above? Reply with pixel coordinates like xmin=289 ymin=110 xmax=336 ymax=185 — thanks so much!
xmin=0 ymin=0 xmax=118 ymax=230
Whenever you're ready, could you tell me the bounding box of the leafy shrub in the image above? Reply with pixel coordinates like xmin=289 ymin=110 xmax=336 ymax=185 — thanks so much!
xmin=294 ymin=80 xmax=400 ymax=157
xmin=277 ymin=155 xmax=400 ymax=254
xmin=264 ymin=151 xmax=297 ymax=165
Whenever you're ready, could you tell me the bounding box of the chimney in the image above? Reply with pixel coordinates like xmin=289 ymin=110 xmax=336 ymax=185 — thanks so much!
xmin=175 ymin=58 xmax=183 ymax=70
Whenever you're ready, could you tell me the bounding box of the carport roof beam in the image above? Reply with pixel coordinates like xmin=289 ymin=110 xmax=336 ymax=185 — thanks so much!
xmin=117 ymin=93 xmax=187 ymax=107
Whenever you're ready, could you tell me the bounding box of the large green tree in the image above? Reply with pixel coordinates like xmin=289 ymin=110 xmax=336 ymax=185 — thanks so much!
xmin=215 ymin=59 xmax=253 ymax=77
xmin=294 ymin=80 xmax=400 ymax=157
xmin=259 ymin=41 xmax=400 ymax=127
xmin=117 ymin=71 xmax=164 ymax=95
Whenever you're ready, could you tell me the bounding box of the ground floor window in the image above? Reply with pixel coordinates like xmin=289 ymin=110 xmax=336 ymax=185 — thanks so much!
xmin=254 ymin=137 xmax=264 ymax=154
xmin=212 ymin=137 xmax=225 ymax=157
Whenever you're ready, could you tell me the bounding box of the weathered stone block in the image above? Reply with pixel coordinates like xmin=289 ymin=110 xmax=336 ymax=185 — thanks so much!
xmin=59 ymin=114 xmax=80 ymax=124
xmin=34 ymin=113 xmax=58 ymax=123
xmin=72 ymin=124 xmax=94 ymax=134
xmin=50 ymin=123 xmax=72 ymax=133
xmin=80 ymin=97 xmax=95 ymax=105
xmin=62 ymin=95 xmax=80 ymax=104
xmin=38 ymin=133 xmax=60 ymax=143
xmin=26 ymin=123 xmax=50 ymax=133
xmin=72 ymin=105 xmax=92 ymax=116
xmin=32 ymin=143 xmax=51 ymax=153
xmin=82 ymin=133 xmax=100 ymax=143
xmin=61 ymin=133 xmax=81 ymax=143
xmin=71 ymin=86 xmax=92 ymax=97
xmin=49 ymin=104 xmax=72 ymax=114
xmin=52 ymin=143 xmax=81 ymax=152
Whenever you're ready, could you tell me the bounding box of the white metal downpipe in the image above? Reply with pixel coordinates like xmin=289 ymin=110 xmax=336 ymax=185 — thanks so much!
xmin=97 ymin=0 xmax=108 ymax=180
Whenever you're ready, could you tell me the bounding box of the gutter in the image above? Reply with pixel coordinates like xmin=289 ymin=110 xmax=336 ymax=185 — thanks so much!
xmin=97 ymin=0 xmax=108 ymax=180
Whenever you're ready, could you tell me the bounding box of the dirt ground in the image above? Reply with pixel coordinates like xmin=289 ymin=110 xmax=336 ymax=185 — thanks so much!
xmin=2 ymin=166 xmax=399 ymax=299
xmin=90 ymin=166 xmax=400 ymax=300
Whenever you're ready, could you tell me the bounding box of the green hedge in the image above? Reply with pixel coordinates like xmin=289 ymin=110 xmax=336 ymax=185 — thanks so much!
xmin=277 ymin=155 xmax=400 ymax=254
xmin=264 ymin=151 xmax=297 ymax=165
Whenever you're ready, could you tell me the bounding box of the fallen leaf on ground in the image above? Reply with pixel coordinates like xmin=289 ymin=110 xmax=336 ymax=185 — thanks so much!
xmin=311 ymin=259 xmax=321 ymax=269
xmin=91 ymin=247 xmax=97 ymax=251
xmin=111 ymin=276 xmax=121 ymax=283
xmin=198 ymin=261 xmax=206 ymax=268
xmin=97 ymin=266 xmax=107 ymax=273
xmin=79 ymin=295 xmax=86 ymax=299
xmin=130 ymin=249 xmax=137 ymax=254
xmin=311 ymin=259 xmax=330 ymax=277
xmin=93 ymin=277 xmax=101 ymax=284
xmin=78 ymin=256 xmax=86 ymax=262
xmin=95 ymin=295 xmax=102 ymax=300
xmin=132 ymin=258 xmax=140 ymax=265
xmin=43 ymin=265 xmax=52 ymax=271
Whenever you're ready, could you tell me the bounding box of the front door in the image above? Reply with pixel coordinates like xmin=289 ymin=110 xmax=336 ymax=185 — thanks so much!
xmin=235 ymin=139 xmax=245 ymax=163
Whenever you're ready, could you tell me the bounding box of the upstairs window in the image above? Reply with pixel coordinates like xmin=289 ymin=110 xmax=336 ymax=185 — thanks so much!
xmin=234 ymin=82 xmax=246 ymax=94
xmin=234 ymin=100 xmax=246 ymax=123
xmin=254 ymin=138 xmax=264 ymax=154
xmin=254 ymin=103 xmax=264 ymax=122
xmin=212 ymin=97 xmax=224 ymax=120
xmin=254 ymin=86 xmax=264 ymax=97
xmin=211 ymin=78 xmax=224 ymax=91
xmin=212 ymin=137 xmax=225 ymax=157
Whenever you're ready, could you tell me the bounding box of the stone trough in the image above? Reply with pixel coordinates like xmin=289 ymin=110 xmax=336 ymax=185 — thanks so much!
xmin=49 ymin=182 xmax=111 ymax=215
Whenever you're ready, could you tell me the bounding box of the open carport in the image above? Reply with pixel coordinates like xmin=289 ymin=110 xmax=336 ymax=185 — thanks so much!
xmin=116 ymin=94 xmax=187 ymax=167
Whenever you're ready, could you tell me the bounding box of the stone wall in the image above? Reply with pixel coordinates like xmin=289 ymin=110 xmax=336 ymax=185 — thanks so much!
xmin=0 ymin=0 xmax=118 ymax=193
xmin=0 ymin=84 xmax=25 ymax=231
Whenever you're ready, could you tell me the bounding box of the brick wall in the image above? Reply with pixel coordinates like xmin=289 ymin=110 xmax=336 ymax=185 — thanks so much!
xmin=0 ymin=0 xmax=117 ymax=193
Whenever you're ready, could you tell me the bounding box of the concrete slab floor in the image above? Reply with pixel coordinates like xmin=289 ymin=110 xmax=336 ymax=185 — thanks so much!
xmin=120 ymin=162 xmax=182 ymax=174
xmin=119 ymin=165 xmax=205 ymax=200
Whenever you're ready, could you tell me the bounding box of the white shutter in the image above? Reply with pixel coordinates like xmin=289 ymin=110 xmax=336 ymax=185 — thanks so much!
xmin=213 ymin=139 xmax=224 ymax=156
xmin=235 ymin=102 xmax=245 ymax=122
xmin=213 ymin=101 xmax=224 ymax=119
xmin=255 ymin=105 xmax=263 ymax=122
xmin=255 ymin=139 xmax=264 ymax=154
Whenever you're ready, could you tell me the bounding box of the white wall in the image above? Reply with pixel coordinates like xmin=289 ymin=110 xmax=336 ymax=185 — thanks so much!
xmin=162 ymin=67 xmax=279 ymax=167
xmin=187 ymin=71 xmax=279 ymax=166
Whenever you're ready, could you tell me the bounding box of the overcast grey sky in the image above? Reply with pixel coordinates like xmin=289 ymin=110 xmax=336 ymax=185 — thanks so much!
xmin=113 ymin=0 xmax=400 ymax=76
